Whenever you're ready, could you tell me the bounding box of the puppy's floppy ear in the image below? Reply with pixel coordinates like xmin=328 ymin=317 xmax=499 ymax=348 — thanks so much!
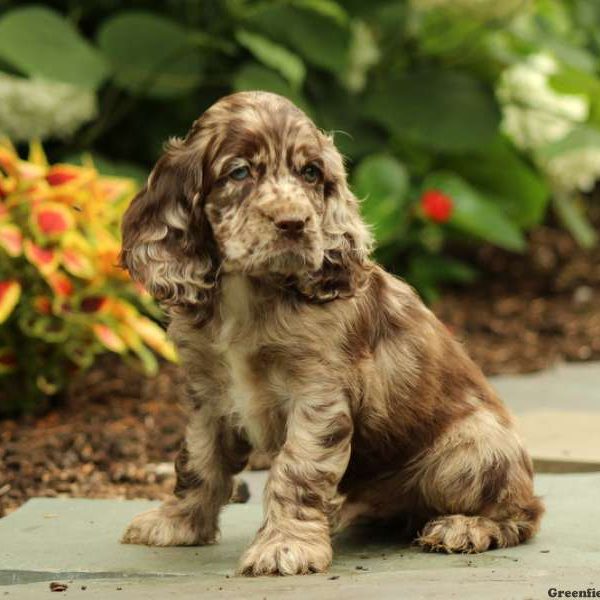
xmin=120 ymin=138 xmax=216 ymax=319
xmin=300 ymin=133 xmax=373 ymax=301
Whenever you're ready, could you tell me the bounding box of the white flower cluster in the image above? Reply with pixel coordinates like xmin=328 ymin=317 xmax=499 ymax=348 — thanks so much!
xmin=497 ymin=53 xmax=589 ymax=151
xmin=411 ymin=0 xmax=531 ymax=21
xmin=497 ymin=53 xmax=600 ymax=193
xmin=543 ymin=146 xmax=600 ymax=193
xmin=0 ymin=73 xmax=97 ymax=142
xmin=344 ymin=21 xmax=380 ymax=93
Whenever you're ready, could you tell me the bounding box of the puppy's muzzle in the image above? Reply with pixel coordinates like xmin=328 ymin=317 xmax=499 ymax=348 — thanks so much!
xmin=260 ymin=203 xmax=314 ymax=239
xmin=274 ymin=216 xmax=311 ymax=238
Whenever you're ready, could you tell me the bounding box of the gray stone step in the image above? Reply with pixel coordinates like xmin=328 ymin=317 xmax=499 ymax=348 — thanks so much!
xmin=1 ymin=473 xmax=599 ymax=598
xmin=492 ymin=363 xmax=600 ymax=471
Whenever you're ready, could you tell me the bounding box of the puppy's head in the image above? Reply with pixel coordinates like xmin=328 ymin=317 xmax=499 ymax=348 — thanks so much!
xmin=121 ymin=91 xmax=372 ymax=318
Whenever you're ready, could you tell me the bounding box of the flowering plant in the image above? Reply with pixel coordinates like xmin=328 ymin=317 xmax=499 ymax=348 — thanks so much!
xmin=420 ymin=190 xmax=454 ymax=223
xmin=0 ymin=140 xmax=176 ymax=414
xmin=0 ymin=73 xmax=97 ymax=143
xmin=497 ymin=52 xmax=600 ymax=247
xmin=0 ymin=0 xmax=599 ymax=302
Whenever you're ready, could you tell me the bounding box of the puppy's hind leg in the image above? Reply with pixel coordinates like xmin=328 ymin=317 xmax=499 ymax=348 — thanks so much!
xmin=122 ymin=407 xmax=251 ymax=547
xmin=411 ymin=407 xmax=544 ymax=553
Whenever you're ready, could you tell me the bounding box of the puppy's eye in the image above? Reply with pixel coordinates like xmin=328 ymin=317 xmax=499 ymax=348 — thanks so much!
xmin=229 ymin=166 xmax=250 ymax=181
xmin=301 ymin=164 xmax=321 ymax=184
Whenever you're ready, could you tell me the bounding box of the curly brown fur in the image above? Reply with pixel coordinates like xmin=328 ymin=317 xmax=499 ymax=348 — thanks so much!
xmin=120 ymin=91 xmax=544 ymax=575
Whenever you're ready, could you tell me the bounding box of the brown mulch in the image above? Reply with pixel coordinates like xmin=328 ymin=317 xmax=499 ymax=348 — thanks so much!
xmin=435 ymin=223 xmax=600 ymax=374
xmin=0 ymin=361 xmax=187 ymax=518
xmin=1 ymin=222 xmax=600 ymax=517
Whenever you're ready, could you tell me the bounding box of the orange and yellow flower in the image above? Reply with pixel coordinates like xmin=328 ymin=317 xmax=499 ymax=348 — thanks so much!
xmin=92 ymin=323 xmax=126 ymax=353
xmin=0 ymin=139 xmax=175 ymax=406
xmin=0 ymin=223 xmax=23 ymax=256
xmin=129 ymin=315 xmax=178 ymax=362
xmin=0 ymin=280 xmax=21 ymax=324
xmin=31 ymin=201 xmax=75 ymax=238
xmin=46 ymin=271 xmax=75 ymax=297
xmin=24 ymin=239 xmax=59 ymax=275
xmin=62 ymin=249 xmax=95 ymax=279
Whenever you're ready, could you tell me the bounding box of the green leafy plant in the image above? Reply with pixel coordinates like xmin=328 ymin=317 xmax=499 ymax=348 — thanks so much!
xmin=0 ymin=140 xmax=176 ymax=414
xmin=0 ymin=0 xmax=598 ymax=300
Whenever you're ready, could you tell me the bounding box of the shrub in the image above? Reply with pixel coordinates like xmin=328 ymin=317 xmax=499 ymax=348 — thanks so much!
xmin=0 ymin=140 xmax=176 ymax=414
xmin=0 ymin=1 xmax=599 ymax=298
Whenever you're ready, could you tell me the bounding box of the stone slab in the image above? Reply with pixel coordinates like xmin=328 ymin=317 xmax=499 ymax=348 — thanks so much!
xmin=3 ymin=567 xmax=597 ymax=600
xmin=492 ymin=363 xmax=600 ymax=413
xmin=1 ymin=473 xmax=599 ymax=591
xmin=491 ymin=363 xmax=600 ymax=469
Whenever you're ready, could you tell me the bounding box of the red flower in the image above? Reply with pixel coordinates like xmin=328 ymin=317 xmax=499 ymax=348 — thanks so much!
xmin=47 ymin=272 xmax=75 ymax=297
xmin=46 ymin=170 xmax=78 ymax=187
xmin=421 ymin=189 xmax=453 ymax=223
xmin=31 ymin=202 xmax=74 ymax=237
xmin=39 ymin=211 xmax=67 ymax=234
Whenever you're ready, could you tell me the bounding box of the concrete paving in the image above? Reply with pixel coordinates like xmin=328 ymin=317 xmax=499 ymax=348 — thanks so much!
xmin=1 ymin=362 xmax=599 ymax=598
xmin=1 ymin=473 xmax=599 ymax=598
xmin=492 ymin=363 xmax=600 ymax=471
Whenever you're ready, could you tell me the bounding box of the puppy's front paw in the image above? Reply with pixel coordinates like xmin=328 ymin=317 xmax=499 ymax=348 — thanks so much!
xmin=121 ymin=507 xmax=217 ymax=547
xmin=238 ymin=533 xmax=332 ymax=576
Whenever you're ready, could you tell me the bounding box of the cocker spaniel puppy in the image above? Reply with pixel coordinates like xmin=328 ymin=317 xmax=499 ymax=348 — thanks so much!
xmin=120 ymin=91 xmax=543 ymax=576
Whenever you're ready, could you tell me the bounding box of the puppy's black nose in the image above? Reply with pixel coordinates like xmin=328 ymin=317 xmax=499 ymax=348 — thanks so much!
xmin=275 ymin=218 xmax=306 ymax=235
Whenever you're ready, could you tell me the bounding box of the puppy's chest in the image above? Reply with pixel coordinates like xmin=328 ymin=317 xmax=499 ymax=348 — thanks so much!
xmin=215 ymin=275 xmax=293 ymax=449
xmin=217 ymin=327 xmax=289 ymax=451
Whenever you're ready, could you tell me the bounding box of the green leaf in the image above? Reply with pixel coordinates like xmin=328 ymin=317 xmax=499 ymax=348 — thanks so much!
xmin=289 ymin=0 xmax=349 ymax=25
xmin=405 ymin=255 xmax=477 ymax=304
xmin=553 ymin=192 xmax=598 ymax=248
xmin=406 ymin=253 xmax=478 ymax=303
xmin=548 ymin=67 xmax=600 ymax=126
xmin=0 ymin=6 xmax=109 ymax=89
xmin=352 ymin=154 xmax=409 ymax=243
xmin=537 ymin=125 xmax=600 ymax=160
xmin=444 ymin=137 xmax=550 ymax=227
xmin=315 ymin=85 xmax=387 ymax=159
xmin=98 ymin=11 xmax=204 ymax=98
xmin=244 ymin=5 xmax=351 ymax=74
xmin=364 ymin=70 xmax=500 ymax=153
xmin=549 ymin=66 xmax=600 ymax=97
xmin=133 ymin=343 xmax=159 ymax=377
xmin=573 ymin=0 xmax=600 ymax=29
xmin=232 ymin=63 xmax=311 ymax=115
xmin=413 ymin=11 xmax=488 ymax=58
xmin=235 ymin=30 xmax=306 ymax=90
xmin=422 ymin=171 xmax=527 ymax=251
xmin=341 ymin=0 xmax=400 ymax=18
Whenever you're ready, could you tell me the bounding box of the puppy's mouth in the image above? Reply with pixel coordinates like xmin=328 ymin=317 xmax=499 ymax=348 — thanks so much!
xmin=221 ymin=231 xmax=324 ymax=276
xmin=262 ymin=243 xmax=324 ymax=274
xmin=272 ymin=235 xmax=310 ymax=252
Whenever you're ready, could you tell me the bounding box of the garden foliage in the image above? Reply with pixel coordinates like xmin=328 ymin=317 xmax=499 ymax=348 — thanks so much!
xmin=0 ymin=140 xmax=176 ymax=413
xmin=0 ymin=1 xmax=599 ymax=299
xmin=1 ymin=0 xmax=600 ymax=410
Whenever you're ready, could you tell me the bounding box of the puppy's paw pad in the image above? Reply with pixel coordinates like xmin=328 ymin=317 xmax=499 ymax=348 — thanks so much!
xmin=238 ymin=537 xmax=331 ymax=576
